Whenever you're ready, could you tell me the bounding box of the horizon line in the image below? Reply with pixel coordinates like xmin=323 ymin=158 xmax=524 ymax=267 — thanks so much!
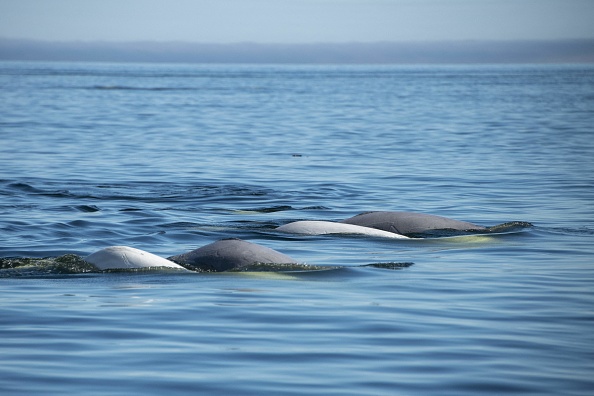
xmin=3 ymin=37 xmax=594 ymax=44
xmin=2 ymin=37 xmax=594 ymax=64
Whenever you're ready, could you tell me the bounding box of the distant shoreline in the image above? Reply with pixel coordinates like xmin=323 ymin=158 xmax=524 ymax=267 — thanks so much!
xmin=1 ymin=38 xmax=593 ymax=64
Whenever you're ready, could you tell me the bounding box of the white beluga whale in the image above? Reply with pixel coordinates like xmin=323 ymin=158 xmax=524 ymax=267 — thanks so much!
xmin=86 ymin=246 xmax=187 ymax=271
xmin=168 ymin=238 xmax=299 ymax=272
xmin=276 ymin=220 xmax=410 ymax=239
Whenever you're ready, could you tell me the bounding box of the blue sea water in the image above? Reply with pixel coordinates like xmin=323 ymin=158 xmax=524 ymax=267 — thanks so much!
xmin=1 ymin=61 xmax=593 ymax=395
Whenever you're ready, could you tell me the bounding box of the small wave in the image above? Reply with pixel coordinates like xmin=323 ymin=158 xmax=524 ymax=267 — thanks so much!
xmin=90 ymin=85 xmax=197 ymax=91
xmin=75 ymin=205 xmax=101 ymax=213
xmin=6 ymin=182 xmax=74 ymax=198
xmin=159 ymin=221 xmax=202 ymax=229
xmin=7 ymin=182 xmax=44 ymax=193
xmin=534 ymin=225 xmax=594 ymax=237
xmin=235 ymin=205 xmax=294 ymax=214
xmin=3 ymin=180 xmax=273 ymax=204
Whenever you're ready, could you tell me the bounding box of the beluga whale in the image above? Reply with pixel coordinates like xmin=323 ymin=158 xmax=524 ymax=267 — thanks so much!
xmin=340 ymin=211 xmax=486 ymax=236
xmin=86 ymin=246 xmax=187 ymax=271
xmin=168 ymin=238 xmax=299 ymax=272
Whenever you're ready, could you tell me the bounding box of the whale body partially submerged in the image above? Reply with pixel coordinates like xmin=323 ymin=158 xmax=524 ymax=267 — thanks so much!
xmin=86 ymin=246 xmax=186 ymax=271
xmin=276 ymin=220 xmax=410 ymax=239
xmin=168 ymin=238 xmax=299 ymax=272
xmin=341 ymin=211 xmax=487 ymax=235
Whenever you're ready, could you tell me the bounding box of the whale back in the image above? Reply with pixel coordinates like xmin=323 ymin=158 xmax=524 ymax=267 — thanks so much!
xmin=168 ymin=238 xmax=298 ymax=272
xmin=86 ymin=246 xmax=185 ymax=270
xmin=341 ymin=211 xmax=486 ymax=235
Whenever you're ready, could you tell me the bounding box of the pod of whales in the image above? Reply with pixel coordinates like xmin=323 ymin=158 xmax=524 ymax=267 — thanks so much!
xmin=84 ymin=211 xmax=530 ymax=272
xmin=276 ymin=220 xmax=410 ymax=239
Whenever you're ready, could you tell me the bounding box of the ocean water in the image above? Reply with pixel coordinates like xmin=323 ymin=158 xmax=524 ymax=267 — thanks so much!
xmin=1 ymin=61 xmax=593 ymax=395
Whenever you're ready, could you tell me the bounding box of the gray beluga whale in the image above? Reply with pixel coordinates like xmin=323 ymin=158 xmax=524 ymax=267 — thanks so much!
xmin=341 ymin=211 xmax=486 ymax=235
xmin=276 ymin=220 xmax=410 ymax=239
xmin=86 ymin=246 xmax=187 ymax=271
xmin=168 ymin=238 xmax=299 ymax=272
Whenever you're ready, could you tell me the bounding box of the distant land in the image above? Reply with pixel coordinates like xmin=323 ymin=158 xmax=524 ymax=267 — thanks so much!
xmin=1 ymin=38 xmax=593 ymax=64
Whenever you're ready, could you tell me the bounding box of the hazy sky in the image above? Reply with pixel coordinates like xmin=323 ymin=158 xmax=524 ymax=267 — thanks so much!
xmin=1 ymin=0 xmax=594 ymax=43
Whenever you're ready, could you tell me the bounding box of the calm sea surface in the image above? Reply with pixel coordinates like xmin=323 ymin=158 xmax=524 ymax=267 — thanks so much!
xmin=1 ymin=62 xmax=593 ymax=395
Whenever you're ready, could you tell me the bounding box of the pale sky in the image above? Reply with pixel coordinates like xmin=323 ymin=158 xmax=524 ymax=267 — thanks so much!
xmin=1 ymin=0 xmax=593 ymax=43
